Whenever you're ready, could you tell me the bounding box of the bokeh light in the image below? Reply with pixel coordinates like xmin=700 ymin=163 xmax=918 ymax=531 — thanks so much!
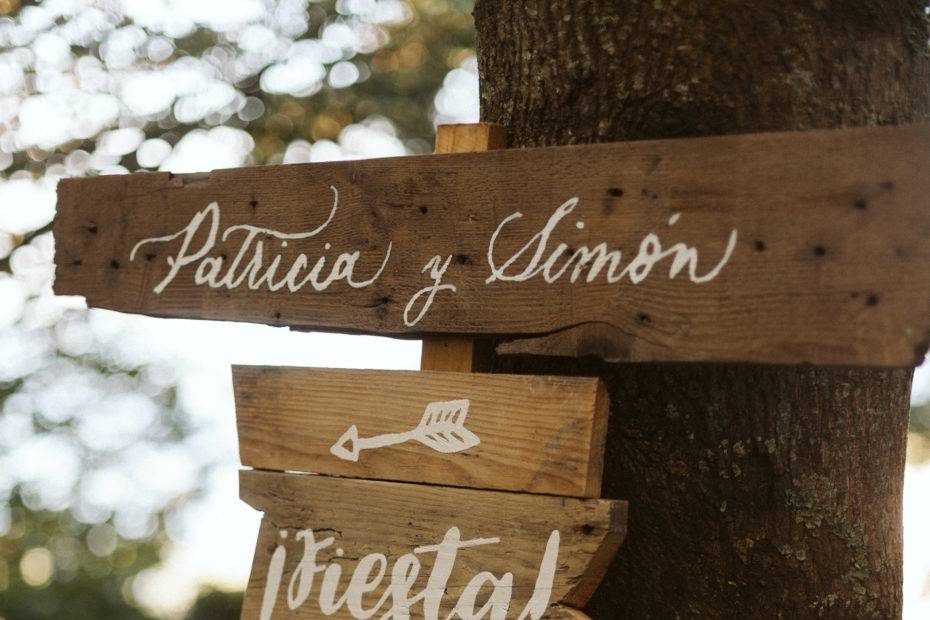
xmin=0 ymin=1 xmax=478 ymax=618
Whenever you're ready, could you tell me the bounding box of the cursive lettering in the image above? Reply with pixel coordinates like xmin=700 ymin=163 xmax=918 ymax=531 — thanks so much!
xmin=261 ymin=526 xmax=561 ymax=620
xmin=130 ymin=186 xmax=392 ymax=295
xmin=486 ymin=198 xmax=737 ymax=286
xmin=404 ymin=254 xmax=457 ymax=327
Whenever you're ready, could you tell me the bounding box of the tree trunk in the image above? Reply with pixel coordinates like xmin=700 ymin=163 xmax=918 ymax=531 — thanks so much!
xmin=473 ymin=1 xmax=930 ymax=617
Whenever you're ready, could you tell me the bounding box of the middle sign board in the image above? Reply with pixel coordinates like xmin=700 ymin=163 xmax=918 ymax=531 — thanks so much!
xmin=234 ymin=367 xmax=609 ymax=498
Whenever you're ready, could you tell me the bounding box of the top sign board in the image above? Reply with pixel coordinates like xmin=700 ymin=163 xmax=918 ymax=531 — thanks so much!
xmin=53 ymin=124 xmax=930 ymax=366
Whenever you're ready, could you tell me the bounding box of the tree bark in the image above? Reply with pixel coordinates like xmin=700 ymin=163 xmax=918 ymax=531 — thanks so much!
xmin=474 ymin=1 xmax=930 ymax=617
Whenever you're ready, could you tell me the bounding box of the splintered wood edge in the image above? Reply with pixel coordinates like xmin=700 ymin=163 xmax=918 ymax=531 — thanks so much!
xmin=584 ymin=380 xmax=610 ymax=498
xmin=563 ymin=499 xmax=628 ymax=607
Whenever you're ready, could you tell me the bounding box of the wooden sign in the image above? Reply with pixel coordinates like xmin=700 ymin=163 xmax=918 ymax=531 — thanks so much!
xmin=239 ymin=471 xmax=626 ymax=620
xmin=233 ymin=366 xmax=608 ymax=497
xmin=53 ymin=123 xmax=930 ymax=366
xmin=228 ymin=127 xmax=627 ymax=619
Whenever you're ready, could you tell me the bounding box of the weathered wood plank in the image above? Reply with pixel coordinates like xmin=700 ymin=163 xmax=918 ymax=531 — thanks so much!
xmin=420 ymin=336 xmax=494 ymax=372
xmin=233 ymin=366 xmax=608 ymax=498
xmin=53 ymin=123 xmax=930 ymax=366
xmin=239 ymin=470 xmax=626 ymax=620
xmin=433 ymin=122 xmax=507 ymax=153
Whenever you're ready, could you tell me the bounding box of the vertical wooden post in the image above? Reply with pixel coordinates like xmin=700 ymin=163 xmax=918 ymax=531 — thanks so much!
xmin=427 ymin=126 xmax=594 ymax=620
xmin=419 ymin=123 xmax=506 ymax=373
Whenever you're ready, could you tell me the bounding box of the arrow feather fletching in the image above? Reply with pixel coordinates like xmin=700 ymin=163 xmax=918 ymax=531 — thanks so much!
xmin=413 ymin=399 xmax=480 ymax=454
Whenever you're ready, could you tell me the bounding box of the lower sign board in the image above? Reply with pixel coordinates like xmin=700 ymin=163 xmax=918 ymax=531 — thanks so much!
xmin=239 ymin=470 xmax=627 ymax=620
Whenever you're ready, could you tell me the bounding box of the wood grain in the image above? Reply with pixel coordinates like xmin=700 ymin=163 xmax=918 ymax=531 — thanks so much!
xmin=233 ymin=366 xmax=608 ymax=498
xmin=239 ymin=470 xmax=626 ymax=619
xmin=420 ymin=123 xmax=505 ymax=373
xmin=433 ymin=122 xmax=507 ymax=153
xmin=420 ymin=336 xmax=494 ymax=372
xmin=53 ymin=123 xmax=930 ymax=366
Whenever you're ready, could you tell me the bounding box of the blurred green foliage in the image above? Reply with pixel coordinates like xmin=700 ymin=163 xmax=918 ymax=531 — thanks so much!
xmin=0 ymin=491 xmax=162 ymax=619
xmin=182 ymin=589 xmax=244 ymax=620
xmin=248 ymin=1 xmax=476 ymax=160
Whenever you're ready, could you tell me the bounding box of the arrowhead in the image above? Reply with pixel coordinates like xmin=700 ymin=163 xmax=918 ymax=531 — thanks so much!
xmin=330 ymin=425 xmax=360 ymax=462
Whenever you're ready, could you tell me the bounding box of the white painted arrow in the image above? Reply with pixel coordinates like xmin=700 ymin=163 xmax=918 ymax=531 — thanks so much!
xmin=329 ymin=399 xmax=479 ymax=462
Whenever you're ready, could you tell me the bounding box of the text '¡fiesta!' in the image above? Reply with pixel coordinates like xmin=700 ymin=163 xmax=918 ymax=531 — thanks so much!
xmin=259 ymin=526 xmax=561 ymax=620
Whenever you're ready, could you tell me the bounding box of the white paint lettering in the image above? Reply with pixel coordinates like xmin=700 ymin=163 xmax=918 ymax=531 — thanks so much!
xmin=259 ymin=526 xmax=561 ymax=619
xmin=404 ymin=254 xmax=457 ymax=327
xmin=130 ymin=187 xmax=392 ymax=296
xmin=486 ymin=200 xmax=738 ymax=287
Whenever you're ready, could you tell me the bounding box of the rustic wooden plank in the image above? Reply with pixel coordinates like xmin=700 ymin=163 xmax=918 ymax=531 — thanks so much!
xmin=239 ymin=470 xmax=626 ymax=620
xmin=53 ymin=123 xmax=930 ymax=366
xmin=433 ymin=122 xmax=507 ymax=153
xmin=420 ymin=336 xmax=495 ymax=373
xmin=233 ymin=366 xmax=608 ymax=498
xmin=420 ymin=123 xmax=505 ymax=372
